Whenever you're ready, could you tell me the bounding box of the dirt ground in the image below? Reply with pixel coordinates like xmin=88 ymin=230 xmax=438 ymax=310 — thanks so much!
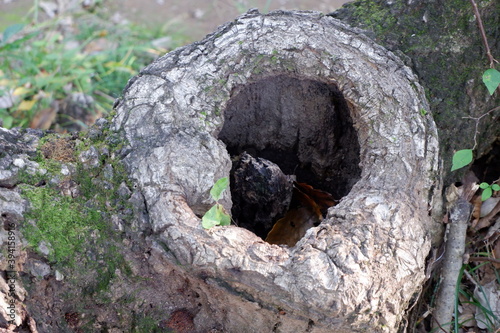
xmin=0 ymin=0 xmax=350 ymax=40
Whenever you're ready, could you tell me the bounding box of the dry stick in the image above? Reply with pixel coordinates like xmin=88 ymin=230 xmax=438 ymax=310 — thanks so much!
xmin=469 ymin=256 xmax=500 ymax=264
xmin=469 ymin=0 xmax=499 ymax=68
xmin=431 ymin=197 xmax=473 ymax=332
xmin=462 ymin=106 xmax=500 ymax=150
xmin=485 ymin=216 xmax=500 ymax=240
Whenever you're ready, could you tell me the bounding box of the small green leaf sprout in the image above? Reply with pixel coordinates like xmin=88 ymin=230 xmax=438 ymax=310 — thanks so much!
xmin=209 ymin=177 xmax=228 ymax=201
xmin=202 ymin=177 xmax=231 ymax=229
xmin=478 ymin=182 xmax=500 ymax=201
xmin=450 ymin=68 xmax=499 ymax=173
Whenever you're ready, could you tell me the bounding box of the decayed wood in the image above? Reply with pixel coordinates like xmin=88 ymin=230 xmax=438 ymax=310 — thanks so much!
xmin=230 ymin=152 xmax=294 ymax=239
xmin=112 ymin=9 xmax=442 ymax=332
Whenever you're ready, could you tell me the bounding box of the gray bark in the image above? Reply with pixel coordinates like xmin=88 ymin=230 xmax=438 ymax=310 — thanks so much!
xmin=432 ymin=197 xmax=471 ymax=331
xmin=111 ymin=9 xmax=442 ymax=332
xmin=331 ymin=0 xmax=500 ymax=185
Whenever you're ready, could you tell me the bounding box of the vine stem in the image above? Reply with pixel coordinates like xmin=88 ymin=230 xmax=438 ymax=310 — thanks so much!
xmin=462 ymin=106 xmax=500 ymax=150
xmin=469 ymin=0 xmax=499 ymax=68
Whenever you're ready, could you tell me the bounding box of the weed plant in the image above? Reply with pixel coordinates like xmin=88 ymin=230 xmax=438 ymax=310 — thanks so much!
xmin=0 ymin=3 xmax=188 ymax=130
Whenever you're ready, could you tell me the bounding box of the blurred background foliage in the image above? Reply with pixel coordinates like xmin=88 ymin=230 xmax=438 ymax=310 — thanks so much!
xmin=0 ymin=0 xmax=192 ymax=131
xmin=0 ymin=0 xmax=347 ymax=132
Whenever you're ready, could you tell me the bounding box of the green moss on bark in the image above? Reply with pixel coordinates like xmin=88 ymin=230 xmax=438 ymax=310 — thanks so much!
xmin=331 ymin=0 xmax=500 ymax=184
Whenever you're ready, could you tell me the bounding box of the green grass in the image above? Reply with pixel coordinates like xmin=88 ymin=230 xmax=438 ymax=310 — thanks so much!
xmin=454 ymin=262 xmax=500 ymax=331
xmin=0 ymin=3 xmax=188 ymax=130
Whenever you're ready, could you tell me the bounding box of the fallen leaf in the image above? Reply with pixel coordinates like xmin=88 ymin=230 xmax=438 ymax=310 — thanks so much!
xmin=265 ymin=206 xmax=321 ymax=247
xmin=476 ymin=199 xmax=500 ymax=231
xmin=458 ymin=299 xmax=477 ymax=328
xmin=473 ymin=280 xmax=500 ymax=330
xmin=470 ymin=194 xmax=483 ymax=230
xmin=294 ymin=181 xmax=337 ymax=214
xmin=266 ymin=182 xmax=334 ymax=247
xmin=18 ymin=99 xmax=36 ymax=111
xmin=13 ymin=86 xmax=30 ymax=96
xmin=30 ymin=107 xmax=57 ymax=130
xmin=481 ymin=197 xmax=500 ymax=217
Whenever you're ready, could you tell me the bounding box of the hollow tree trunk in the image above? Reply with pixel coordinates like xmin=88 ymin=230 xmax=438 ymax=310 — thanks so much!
xmin=111 ymin=9 xmax=442 ymax=332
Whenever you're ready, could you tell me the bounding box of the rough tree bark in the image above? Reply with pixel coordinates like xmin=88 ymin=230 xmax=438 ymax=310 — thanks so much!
xmin=331 ymin=1 xmax=500 ymax=331
xmin=7 ymin=4 xmax=487 ymax=332
xmin=331 ymin=0 xmax=500 ymax=185
xmin=0 ymin=2 xmax=494 ymax=332
xmin=110 ymin=9 xmax=442 ymax=332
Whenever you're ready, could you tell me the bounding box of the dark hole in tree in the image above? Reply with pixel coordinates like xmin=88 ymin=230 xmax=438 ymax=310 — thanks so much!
xmin=471 ymin=138 xmax=500 ymax=184
xmin=218 ymin=75 xmax=361 ymax=240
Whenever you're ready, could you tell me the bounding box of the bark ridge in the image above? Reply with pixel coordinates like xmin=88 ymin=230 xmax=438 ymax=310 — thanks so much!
xmin=112 ymin=9 xmax=442 ymax=332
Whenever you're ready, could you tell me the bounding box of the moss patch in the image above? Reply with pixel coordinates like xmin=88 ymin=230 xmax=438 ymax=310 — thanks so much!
xmin=21 ymin=186 xmax=99 ymax=264
xmin=331 ymin=0 xmax=500 ymax=185
xmin=18 ymin=125 xmax=133 ymax=288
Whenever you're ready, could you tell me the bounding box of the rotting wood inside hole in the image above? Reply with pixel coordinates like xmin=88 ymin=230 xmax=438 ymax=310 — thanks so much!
xmin=218 ymin=75 xmax=362 ymax=241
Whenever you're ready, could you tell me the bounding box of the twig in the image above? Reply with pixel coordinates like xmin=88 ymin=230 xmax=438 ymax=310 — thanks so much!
xmin=432 ymin=316 xmax=450 ymax=333
xmin=469 ymin=256 xmax=500 ymax=264
xmin=462 ymin=106 xmax=500 ymax=150
xmin=485 ymin=216 xmax=500 ymax=240
xmin=463 ymin=269 xmax=481 ymax=288
xmin=469 ymin=0 xmax=499 ymax=68
xmin=432 ymin=197 xmax=472 ymax=332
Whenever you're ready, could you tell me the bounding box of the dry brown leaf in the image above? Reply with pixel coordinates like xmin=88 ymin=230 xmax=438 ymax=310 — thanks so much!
xmin=458 ymin=302 xmax=478 ymax=328
xmin=481 ymin=197 xmax=500 ymax=217
xmin=83 ymin=37 xmax=117 ymax=54
xmin=30 ymin=107 xmax=57 ymax=130
xmin=445 ymin=183 xmax=460 ymax=210
xmin=265 ymin=183 xmax=335 ymax=247
xmin=470 ymin=194 xmax=483 ymax=230
xmin=477 ymin=199 xmax=500 ymax=231
xmin=473 ymin=280 xmax=500 ymax=330
xmin=294 ymin=181 xmax=336 ymax=214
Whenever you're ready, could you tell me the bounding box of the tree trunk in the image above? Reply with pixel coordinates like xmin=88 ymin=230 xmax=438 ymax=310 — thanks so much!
xmin=331 ymin=0 xmax=500 ymax=185
xmin=111 ymin=9 xmax=441 ymax=332
xmin=1 ymin=6 xmax=460 ymax=333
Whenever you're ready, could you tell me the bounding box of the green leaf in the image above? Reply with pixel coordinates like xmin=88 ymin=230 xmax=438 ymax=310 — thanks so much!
xmin=481 ymin=187 xmax=492 ymax=201
xmin=0 ymin=31 xmax=39 ymax=52
xmin=210 ymin=177 xmax=229 ymax=201
xmin=1 ymin=116 xmax=13 ymax=129
xmin=216 ymin=204 xmax=231 ymax=226
xmin=451 ymin=149 xmax=473 ymax=171
xmin=482 ymin=69 xmax=500 ymax=95
xmin=479 ymin=182 xmax=490 ymax=189
xmin=2 ymin=23 xmax=25 ymax=44
xmin=492 ymin=184 xmax=500 ymax=191
xmin=201 ymin=204 xmax=231 ymax=229
xmin=202 ymin=205 xmax=219 ymax=229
